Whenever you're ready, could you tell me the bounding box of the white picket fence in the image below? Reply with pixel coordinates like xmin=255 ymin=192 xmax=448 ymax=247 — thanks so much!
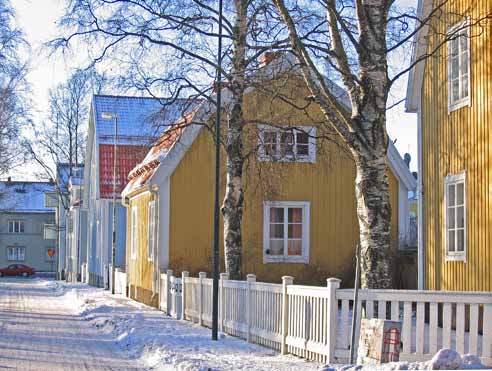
xmin=159 ymin=271 xmax=492 ymax=365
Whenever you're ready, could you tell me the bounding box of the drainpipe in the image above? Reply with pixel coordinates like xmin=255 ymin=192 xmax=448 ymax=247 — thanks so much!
xmin=150 ymin=185 xmax=160 ymax=300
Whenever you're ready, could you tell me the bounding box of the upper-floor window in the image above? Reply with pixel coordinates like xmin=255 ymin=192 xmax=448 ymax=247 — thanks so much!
xmin=448 ymin=20 xmax=470 ymax=112
xmin=444 ymin=172 xmax=466 ymax=261
xmin=131 ymin=207 xmax=138 ymax=259
xmin=8 ymin=220 xmax=24 ymax=234
xmin=258 ymin=125 xmax=316 ymax=163
xmin=44 ymin=192 xmax=58 ymax=208
xmin=148 ymin=201 xmax=156 ymax=260
xmin=7 ymin=246 xmax=25 ymax=261
xmin=44 ymin=224 xmax=57 ymax=240
xmin=263 ymin=201 xmax=310 ymax=263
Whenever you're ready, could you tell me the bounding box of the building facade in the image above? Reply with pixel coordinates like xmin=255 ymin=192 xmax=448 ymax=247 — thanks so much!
xmin=0 ymin=180 xmax=57 ymax=272
xmin=406 ymin=0 xmax=491 ymax=290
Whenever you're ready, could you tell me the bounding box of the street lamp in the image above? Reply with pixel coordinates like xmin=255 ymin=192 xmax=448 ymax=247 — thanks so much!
xmin=101 ymin=112 xmax=118 ymax=295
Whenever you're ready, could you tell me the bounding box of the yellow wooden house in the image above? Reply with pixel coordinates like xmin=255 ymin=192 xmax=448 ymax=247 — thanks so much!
xmin=122 ymin=55 xmax=417 ymax=306
xmin=406 ymin=0 xmax=491 ymax=290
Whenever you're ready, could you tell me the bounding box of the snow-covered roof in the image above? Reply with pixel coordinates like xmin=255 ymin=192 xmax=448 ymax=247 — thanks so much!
xmin=0 ymin=181 xmax=56 ymax=213
xmin=93 ymin=95 xmax=191 ymax=145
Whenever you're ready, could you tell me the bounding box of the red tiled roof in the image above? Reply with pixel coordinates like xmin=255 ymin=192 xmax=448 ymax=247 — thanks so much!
xmin=99 ymin=144 xmax=149 ymax=198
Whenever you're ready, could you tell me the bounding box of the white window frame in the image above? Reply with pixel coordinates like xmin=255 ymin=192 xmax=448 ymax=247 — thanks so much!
xmin=43 ymin=224 xmax=57 ymax=240
xmin=263 ymin=201 xmax=310 ymax=264
xmin=7 ymin=246 xmax=26 ymax=261
xmin=131 ymin=206 xmax=138 ymax=259
xmin=448 ymin=19 xmax=471 ymax=113
xmin=258 ymin=125 xmax=316 ymax=163
xmin=8 ymin=220 xmax=25 ymax=234
xmin=148 ymin=201 xmax=156 ymax=261
xmin=444 ymin=171 xmax=466 ymax=262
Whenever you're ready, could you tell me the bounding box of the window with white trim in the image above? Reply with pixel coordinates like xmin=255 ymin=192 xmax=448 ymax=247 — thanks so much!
xmin=148 ymin=201 xmax=156 ymax=260
xmin=258 ymin=125 xmax=316 ymax=163
xmin=263 ymin=201 xmax=310 ymax=263
xmin=8 ymin=220 xmax=24 ymax=234
xmin=444 ymin=172 xmax=466 ymax=261
xmin=131 ymin=207 xmax=138 ymax=259
xmin=7 ymin=246 xmax=25 ymax=261
xmin=44 ymin=224 xmax=57 ymax=240
xmin=448 ymin=21 xmax=470 ymax=112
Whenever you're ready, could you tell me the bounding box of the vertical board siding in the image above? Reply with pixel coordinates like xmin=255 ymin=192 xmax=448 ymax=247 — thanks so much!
xmin=170 ymin=76 xmax=403 ymax=285
xmin=422 ymin=0 xmax=492 ymax=291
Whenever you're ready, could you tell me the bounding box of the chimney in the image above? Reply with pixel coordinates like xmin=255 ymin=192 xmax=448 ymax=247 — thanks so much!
xmin=403 ymin=153 xmax=411 ymax=168
xmin=7 ymin=176 xmax=11 ymax=183
xmin=259 ymin=52 xmax=278 ymax=67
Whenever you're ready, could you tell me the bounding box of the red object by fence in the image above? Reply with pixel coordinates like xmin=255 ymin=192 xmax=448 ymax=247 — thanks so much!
xmin=383 ymin=327 xmax=401 ymax=362
xmin=99 ymin=144 xmax=149 ymax=198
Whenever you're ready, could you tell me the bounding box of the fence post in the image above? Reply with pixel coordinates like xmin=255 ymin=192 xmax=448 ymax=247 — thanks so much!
xmin=198 ymin=272 xmax=206 ymax=326
xmin=181 ymin=271 xmax=188 ymax=321
xmin=166 ymin=269 xmax=173 ymax=315
xmin=327 ymin=277 xmax=341 ymax=363
xmin=281 ymin=276 xmax=294 ymax=355
xmin=220 ymin=272 xmax=229 ymax=333
xmin=246 ymin=274 xmax=256 ymax=343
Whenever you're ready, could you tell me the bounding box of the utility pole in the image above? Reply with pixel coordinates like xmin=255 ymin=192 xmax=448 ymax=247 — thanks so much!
xmin=101 ymin=112 xmax=118 ymax=295
xmin=211 ymin=0 xmax=224 ymax=341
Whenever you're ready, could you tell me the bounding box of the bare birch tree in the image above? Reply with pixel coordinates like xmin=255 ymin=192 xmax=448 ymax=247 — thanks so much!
xmin=0 ymin=0 xmax=29 ymax=175
xmin=273 ymin=0 xmax=491 ymax=288
xmin=51 ymin=0 xmax=291 ymax=279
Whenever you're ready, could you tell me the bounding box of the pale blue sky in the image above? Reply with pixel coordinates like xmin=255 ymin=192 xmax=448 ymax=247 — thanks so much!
xmin=11 ymin=0 xmax=418 ymax=179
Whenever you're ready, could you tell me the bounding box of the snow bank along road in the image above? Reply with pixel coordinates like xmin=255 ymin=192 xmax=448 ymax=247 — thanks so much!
xmin=0 ymin=277 xmax=141 ymax=370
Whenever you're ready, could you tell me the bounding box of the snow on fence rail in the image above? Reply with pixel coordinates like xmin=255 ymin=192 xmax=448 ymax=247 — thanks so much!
xmin=160 ymin=272 xmax=492 ymax=365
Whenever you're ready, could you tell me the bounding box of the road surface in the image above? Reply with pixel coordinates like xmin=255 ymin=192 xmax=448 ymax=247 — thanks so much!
xmin=0 ymin=277 xmax=143 ymax=370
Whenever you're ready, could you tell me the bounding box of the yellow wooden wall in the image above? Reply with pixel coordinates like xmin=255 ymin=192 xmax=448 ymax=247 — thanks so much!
xmin=169 ymin=75 xmax=402 ymax=286
xmin=126 ymin=191 xmax=157 ymax=305
xmin=421 ymin=0 xmax=492 ymax=290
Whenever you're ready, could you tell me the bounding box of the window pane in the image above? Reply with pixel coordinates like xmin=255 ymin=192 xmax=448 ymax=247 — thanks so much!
xmin=264 ymin=131 xmax=276 ymax=143
xmin=451 ymin=58 xmax=459 ymax=79
xmin=288 ymin=224 xmax=302 ymax=239
xmin=270 ymin=207 xmax=284 ymax=223
xmin=457 ymin=230 xmax=465 ymax=252
xmin=287 ymin=240 xmax=302 ymax=256
xmin=460 ymin=53 xmax=468 ymax=74
xmin=457 ymin=206 xmax=465 ymax=228
xmin=450 ymin=38 xmax=459 ymax=57
xmin=269 ymin=239 xmax=284 ymax=255
xmin=459 ymin=34 xmax=468 ymax=53
xmin=280 ymin=132 xmax=294 ymax=156
xmin=8 ymin=222 xmax=12 ymax=233
xmin=461 ymin=75 xmax=469 ymax=99
xmin=448 ymin=185 xmax=456 ymax=206
xmin=297 ymin=144 xmax=309 ymax=156
xmin=296 ymin=132 xmax=309 ymax=144
xmin=457 ymin=183 xmax=464 ymax=205
xmin=264 ymin=131 xmax=277 ymax=156
xmin=288 ymin=208 xmax=302 ymax=223
xmin=270 ymin=224 xmax=284 ymax=239
xmin=448 ymin=231 xmax=455 ymax=252
xmin=265 ymin=143 xmax=276 ymax=156
xmin=452 ymin=79 xmax=460 ymax=102
xmin=447 ymin=207 xmax=455 ymax=229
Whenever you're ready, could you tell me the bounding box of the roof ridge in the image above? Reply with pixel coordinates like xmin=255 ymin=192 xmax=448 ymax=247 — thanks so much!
xmin=94 ymin=94 xmax=191 ymax=101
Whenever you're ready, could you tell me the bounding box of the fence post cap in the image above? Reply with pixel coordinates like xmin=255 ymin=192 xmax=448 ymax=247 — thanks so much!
xmin=166 ymin=269 xmax=173 ymax=275
xmin=182 ymin=271 xmax=189 ymax=277
xmin=282 ymin=276 xmax=294 ymax=284
xmin=246 ymin=274 xmax=256 ymax=282
xmin=199 ymin=272 xmax=207 ymax=278
xmin=220 ymin=272 xmax=229 ymax=280
xmin=327 ymin=277 xmax=342 ymax=284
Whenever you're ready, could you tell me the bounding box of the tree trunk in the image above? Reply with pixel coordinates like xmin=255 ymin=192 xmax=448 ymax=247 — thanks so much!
xmin=354 ymin=152 xmax=392 ymax=289
xmin=221 ymin=0 xmax=247 ymax=280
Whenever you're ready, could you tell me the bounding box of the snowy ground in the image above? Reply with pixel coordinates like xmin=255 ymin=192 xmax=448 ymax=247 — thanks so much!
xmin=1 ymin=277 xmax=489 ymax=371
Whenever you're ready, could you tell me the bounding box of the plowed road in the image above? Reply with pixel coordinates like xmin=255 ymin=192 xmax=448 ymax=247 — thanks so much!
xmin=0 ymin=277 xmax=142 ymax=370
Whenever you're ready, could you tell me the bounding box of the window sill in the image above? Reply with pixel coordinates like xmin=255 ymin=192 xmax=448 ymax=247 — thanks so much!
xmin=263 ymin=256 xmax=309 ymax=264
xmin=445 ymin=254 xmax=466 ymax=262
xmin=448 ymin=98 xmax=470 ymax=114
xmin=258 ymin=156 xmax=315 ymax=164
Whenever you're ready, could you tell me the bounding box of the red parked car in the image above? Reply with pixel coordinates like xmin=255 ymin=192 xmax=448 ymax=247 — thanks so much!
xmin=0 ymin=264 xmax=36 ymax=277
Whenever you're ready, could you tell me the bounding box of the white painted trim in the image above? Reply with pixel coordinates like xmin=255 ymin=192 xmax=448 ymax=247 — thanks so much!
xmin=263 ymin=201 xmax=310 ymax=264
xmin=417 ymin=106 xmax=425 ymax=289
xmin=387 ymin=141 xmax=417 ymax=192
xmin=447 ymin=19 xmax=471 ymax=114
xmin=257 ymin=125 xmax=317 ymax=163
xmin=131 ymin=206 xmax=138 ymax=260
xmin=158 ymin=177 xmax=170 ymax=271
xmin=443 ymin=171 xmax=467 ymax=263
xmin=148 ymin=200 xmax=156 ymax=261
